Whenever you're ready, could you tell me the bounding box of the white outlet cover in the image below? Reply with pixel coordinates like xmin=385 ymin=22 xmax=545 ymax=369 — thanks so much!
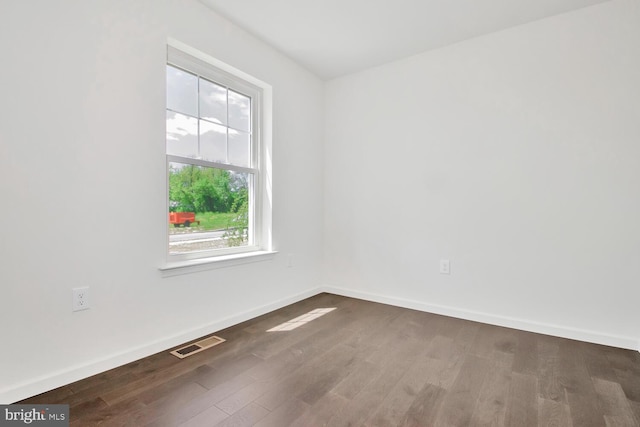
xmin=440 ymin=260 xmax=451 ymax=275
xmin=72 ymin=287 xmax=90 ymax=312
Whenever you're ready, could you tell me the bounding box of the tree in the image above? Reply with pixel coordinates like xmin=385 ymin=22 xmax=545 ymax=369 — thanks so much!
xmin=169 ymin=165 xmax=235 ymax=213
xmin=169 ymin=164 xmax=249 ymax=246
xmin=223 ymin=192 xmax=249 ymax=246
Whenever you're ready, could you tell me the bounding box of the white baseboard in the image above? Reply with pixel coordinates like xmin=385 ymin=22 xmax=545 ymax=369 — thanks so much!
xmin=4 ymin=285 xmax=637 ymax=403
xmin=0 ymin=287 xmax=323 ymax=404
xmin=321 ymin=285 xmax=640 ymax=352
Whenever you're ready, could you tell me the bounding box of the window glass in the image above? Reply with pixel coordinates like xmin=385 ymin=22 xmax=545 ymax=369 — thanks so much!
xmin=228 ymin=90 xmax=251 ymax=132
xmin=166 ymin=111 xmax=198 ymax=158
xmin=166 ymin=47 xmax=263 ymax=260
xmin=200 ymin=120 xmax=227 ymax=163
xmin=168 ymin=162 xmax=250 ymax=255
xmin=199 ymin=78 xmax=227 ymax=125
xmin=166 ymin=65 xmax=198 ymax=117
xmin=228 ymin=129 xmax=250 ymax=167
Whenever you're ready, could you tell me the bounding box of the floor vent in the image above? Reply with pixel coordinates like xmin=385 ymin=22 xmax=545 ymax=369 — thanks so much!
xmin=170 ymin=335 xmax=226 ymax=359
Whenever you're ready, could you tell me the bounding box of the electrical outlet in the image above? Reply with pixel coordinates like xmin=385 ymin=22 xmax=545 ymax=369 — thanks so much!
xmin=72 ymin=287 xmax=90 ymax=312
xmin=440 ymin=259 xmax=451 ymax=275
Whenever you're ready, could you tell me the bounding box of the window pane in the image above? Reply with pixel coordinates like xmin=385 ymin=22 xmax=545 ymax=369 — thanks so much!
xmin=228 ymin=130 xmax=250 ymax=167
xmin=200 ymin=120 xmax=226 ymax=163
xmin=166 ymin=111 xmax=198 ymax=158
xmin=167 ymin=65 xmax=198 ymax=117
xmin=169 ymin=162 xmax=250 ymax=254
xmin=199 ymin=78 xmax=227 ymax=125
xmin=228 ymin=90 xmax=250 ymax=132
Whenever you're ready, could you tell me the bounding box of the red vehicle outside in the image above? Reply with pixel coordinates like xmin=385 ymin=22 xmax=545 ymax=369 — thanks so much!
xmin=169 ymin=212 xmax=200 ymax=227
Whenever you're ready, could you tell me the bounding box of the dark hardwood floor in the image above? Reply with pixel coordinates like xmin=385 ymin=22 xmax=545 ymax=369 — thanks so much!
xmin=20 ymin=293 xmax=640 ymax=426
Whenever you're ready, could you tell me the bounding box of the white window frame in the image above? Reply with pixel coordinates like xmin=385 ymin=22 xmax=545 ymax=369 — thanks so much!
xmin=162 ymin=41 xmax=273 ymax=270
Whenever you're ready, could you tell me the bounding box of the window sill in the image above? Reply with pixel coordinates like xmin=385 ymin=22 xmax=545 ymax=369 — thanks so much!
xmin=159 ymin=250 xmax=278 ymax=277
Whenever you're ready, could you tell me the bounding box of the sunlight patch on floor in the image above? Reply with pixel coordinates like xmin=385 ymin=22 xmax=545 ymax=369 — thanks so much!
xmin=267 ymin=308 xmax=336 ymax=332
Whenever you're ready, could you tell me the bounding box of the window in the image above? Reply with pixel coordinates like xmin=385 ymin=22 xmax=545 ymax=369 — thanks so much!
xmin=165 ymin=45 xmax=270 ymax=263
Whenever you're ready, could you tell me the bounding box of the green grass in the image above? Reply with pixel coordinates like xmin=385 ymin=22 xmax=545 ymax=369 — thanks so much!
xmin=195 ymin=212 xmax=239 ymax=231
xmin=169 ymin=211 xmax=240 ymax=233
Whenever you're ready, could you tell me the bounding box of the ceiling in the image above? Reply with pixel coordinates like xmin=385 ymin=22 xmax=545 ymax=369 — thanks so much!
xmin=199 ymin=0 xmax=609 ymax=80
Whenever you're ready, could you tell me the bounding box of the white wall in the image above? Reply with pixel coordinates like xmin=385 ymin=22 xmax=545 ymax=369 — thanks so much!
xmin=325 ymin=0 xmax=640 ymax=349
xmin=0 ymin=0 xmax=324 ymax=403
xmin=2 ymin=0 xmax=639 ymax=405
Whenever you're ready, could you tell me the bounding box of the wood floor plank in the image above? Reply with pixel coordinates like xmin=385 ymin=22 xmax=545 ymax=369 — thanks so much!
xmin=604 ymin=415 xmax=638 ymax=427
xmin=434 ymin=355 xmax=492 ymax=427
xmin=215 ymin=380 xmax=275 ymax=415
xmin=253 ymin=398 xmax=309 ymax=427
xmin=214 ymin=402 xmax=270 ymax=427
xmin=110 ymin=381 xmax=209 ymax=427
xmin=566 ymin=391 xmax=608 ymax=427
xmin=399 ymin=383 xmax=447 ymax=427
xmin=242 ymin=348 xmax=304 ymax=382
xmin=537 ymin=397 xmax=572 ymax=427
xmin=17 ymin=294 xmax=640 ymax=427
xmin=256 ymin=343 xmax=354 ymax=410
xmin=136 ymin=364 xmax=214 ymax=405
xmin=296 ymin=343 xmax=359 ymax=405
xmin=580 ymin=343 xmax=619 ymax=382
xmin=287 ymin=317 xmax=362 ymax=362
xmin=66 ymin=397 xmax=109 ymax=426
xmin=504 ymin=372 xmax=538 ymax=427
xmin=289 ymin=392 xmax=349 ymax=427
xmin=425 ymin=334 xmax=457 ymax=361
xmin=254 ymin=341 xmax=357 ymax=411
xmin=325 ymin=336 xmax=427 ymax=427
xmin=363 ymin=309 xmax=433 ymax=365
xmin=605 ymin=348 xmax=640 ymax=375
xmin=537 ymin=337 xmax=565 ymax=404
xmin=67 ymin=351 xmax=178 ymax=395
xmin=422 ymin=335 xmax=468 ymax=390
xmin=196 ymin=354 xmax=262 ymax=390
xmin=366 ymin=347 xmax=449 ymax=426
xmin=99 ymin=359 xmax=213 ymax=406
xmin=303 ymin=392 xmax=358 ymax=427
xmin=467 ymin=324 xmax=516 ymax=370
xmin=469 ymin=361 xmax=511 ymax=426
xmin=492 ymin=327 xmax=518 ymax=356
xmin=150 ymin=374 xmax=256 ymax=426
xmin=630 ymin=401 xmax=640 ymax=425
xmin=593 ymin=378 xmax=637 ymax=422
xmin=341 ymin=301 xmax=404 ymax=350
xmin=179 ymin=404 xmax=228 ymax=427
xmin=557 ymin=342 xmax=607 ymax=427
xmin=512 ymin=331 xmax=539 ymax=375
xmin=436 ymin=314 xmax=466 ymax=339
xmin=29 ymin=355 xmax=186 ymax=409
xmin=614 ymin=367 xmax=640 ymax=404
xmin=330 ymin=358 xmax=378 ymax=400
xmin=421 ymin=357 xmax=461 ymax=392
xmin=69 ymin=396 xmax=145 ymax=427
xmin=469 ymin=323 xmax=499 ymax=359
